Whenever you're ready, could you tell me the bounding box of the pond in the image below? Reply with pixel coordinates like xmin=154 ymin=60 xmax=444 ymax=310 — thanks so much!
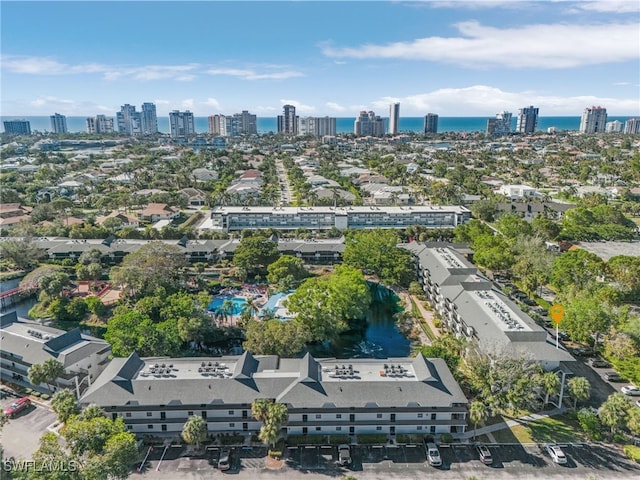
xmin=308 ymin=301 xmax=411 ymax=359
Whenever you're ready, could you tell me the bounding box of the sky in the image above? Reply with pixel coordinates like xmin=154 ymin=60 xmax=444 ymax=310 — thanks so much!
xmin=1 ymin=0 xmax=639 ymax=117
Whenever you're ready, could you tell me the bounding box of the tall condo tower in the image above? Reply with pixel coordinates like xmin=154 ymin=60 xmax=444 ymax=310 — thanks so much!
xmin=388 ymin=102 xmax=400 ymax=135
xmin=116 ymin=104 xmax=142 ymax=135
xmin=487 ymin=111 xmax=512 ymax=136
xmin=169 ymin=110 xmax=195 ymax=138
xmin=424 ymin=113 xmax=439 ymax=134
xmin=354 ymin=111 xmax=385 ymax=136
xmin=625 ymin=118 xmax=640 ymax=134
xmin=516 ymin=106 xmax=539 ymax=134
xmin=50 ymin=113 xmax=68 ymax=134
xmin=277 ymin=104 xmax=297 ymax=134
xmin=208 ymin=115 xmax=227 ymax=136
xmin=141 ymin=103 xmax=158 ymax=134
xmin=579 ymin=106 xmax=607 ymax=133
xmin=3 ymin=120 xmax=31 ymax=135
xmin=86 ymin=115 xmax=114 ymax=134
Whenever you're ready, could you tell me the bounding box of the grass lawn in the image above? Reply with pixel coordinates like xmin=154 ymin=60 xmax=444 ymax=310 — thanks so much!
xmin=491 ymin=414 xmax=585 ymax=444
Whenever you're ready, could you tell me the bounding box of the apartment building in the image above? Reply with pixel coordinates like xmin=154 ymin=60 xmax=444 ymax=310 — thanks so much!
xmin=86 ymin=115 xmax=115 ymax=134
xmin=403 ymin=243 xmax=575 ymax=370
xmin=207 ymin=206 xmax=471 ymax=232
xmin=169 ymin=110 xmax=196 ymax=138
xmin=80 ymin=351 xmax=468 ymax=437
xmin=354 ymin=111 xmax=385 ymax=137
xmin=3 ymin=120 xmax=31 ymax=135
xmin=424 ymin=114 xmax=438 ymax=134
xmin=579 ymin=106 xmax=607 ymax=133
xmin=389 ymin=103 xmax=400 ymax=135
xmin=141 ymin=103 xmax=159 ymax=134
xmin=50 ymin=113 xmax=68 ymax=134
xmin=277 ymin=105 xmax=298 ymax=135
xmin=516 ymin=106 xmax=539 ymax=134
xmin=0 ymin=312 xmax=111 ymax=394
xmin=117 ymin=104 xmax=142 ymax=135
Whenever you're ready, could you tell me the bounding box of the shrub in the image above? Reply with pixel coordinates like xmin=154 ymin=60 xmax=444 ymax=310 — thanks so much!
xmin=440 ymin=433 xmax=454 ymax=443
xmin=356 ymin=434 xmax=387 ymax=445
xmin=268 ymin=450 xmax=282 ymax=459
xmin=623 ymin=445 xmax=640 ymax=463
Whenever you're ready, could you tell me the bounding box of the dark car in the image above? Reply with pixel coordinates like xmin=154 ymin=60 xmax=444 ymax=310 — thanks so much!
xmin=588 ymin=358 xmax=611 ymax=368
xmin=557 ymin=331 xmax=570 ymax=341
xmin=218 ymin=448 xmax=231 ymax=471
xmin=604 ymin=372 xmax=625 ymax=382
xmin=573 ymin=347 xmax=596 ymax=357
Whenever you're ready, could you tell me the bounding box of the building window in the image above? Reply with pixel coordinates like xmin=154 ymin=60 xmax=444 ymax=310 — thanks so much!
xmin=315 ymin=427 xmax=321 ymax=431
xmin=417 ymin=426 xmax=423 ymax=430
xmin=336 ymin=414 xmax=342 ymax=419
xmin=146 ymin=412 xmax=152 ymax=417
xmin=336 ymin=427 xmax=342 ymax=431
xmin=417 ymin=413 xmax=423 ymax=418
xmin=315 ymin=414 xmax=322 ymax=419
xmin=125 ymin=412 xmax=131 ymax=418
xmin=148 ymin=425 xmax=153 ymax=429
xmin=430 ymin=426 xmax=436 ymax=433
xmin=376 ymin=414 xmax=383 ymax=419
xmin=188 ymin=411 xmax=193 ymax=416
xmin=376 ymin=426 xmax=382 ymax=431
xmin=229 ymin=423 xmax=235 ymax=428
xmin=228 ymin=410 xmax=234 ymax=415
xmin=431 ymin=413 xmax=436 ymax=420
xmin=161 ymin=425 xmax=167 ymax=431
xmin=127 ymin=425 xmax=132 ymax=430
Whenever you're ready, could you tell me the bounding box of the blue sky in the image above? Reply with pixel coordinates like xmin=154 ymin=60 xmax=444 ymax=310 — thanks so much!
xmin=1 ymin=0 xmax=639 ymax=117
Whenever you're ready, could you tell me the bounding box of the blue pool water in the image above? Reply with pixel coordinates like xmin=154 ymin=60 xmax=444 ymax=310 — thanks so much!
xmin=208 ymin=296 xmax=246 ymax=316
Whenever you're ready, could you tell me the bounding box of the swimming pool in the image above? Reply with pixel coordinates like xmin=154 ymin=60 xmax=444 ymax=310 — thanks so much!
xmin=208 ymin=296 xmax=246 ymax=316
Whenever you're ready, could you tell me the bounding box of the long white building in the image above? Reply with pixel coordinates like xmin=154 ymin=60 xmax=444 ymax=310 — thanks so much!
xmin=80 ymin=351 xmax=468 ymax=437
xmin=205 ymin=206 xmax=471 ymax=232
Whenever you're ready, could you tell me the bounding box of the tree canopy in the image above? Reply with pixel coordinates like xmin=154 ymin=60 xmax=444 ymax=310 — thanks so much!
xmin=266 ymin=255 xmax=309 ymax=292
xmin=243 ymin=319 xmax=311 ymax=357
xmin=232 ymin=235 xmax=278 ymax=278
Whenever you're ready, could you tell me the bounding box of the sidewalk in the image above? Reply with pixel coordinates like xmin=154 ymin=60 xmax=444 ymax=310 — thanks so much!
xmin=401 ymin=292 xmax=441 ymax=343
xmin=460 ymin=407 xmax=567 ymax=441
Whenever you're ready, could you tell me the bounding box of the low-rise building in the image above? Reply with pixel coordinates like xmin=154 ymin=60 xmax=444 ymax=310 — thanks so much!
xmin=0 ymin=312 xmax=111 ymax=395
xmin=80 ymin=351 xmax=467 ymax=437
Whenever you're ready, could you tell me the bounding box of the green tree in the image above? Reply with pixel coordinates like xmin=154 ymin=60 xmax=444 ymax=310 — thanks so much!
xmin=561 ymin=294 xmax=615 ymax=347
xmin=266 ymin=255 xmax=309 ymax=291
xmin=18 ymin=432 xmax=81 ymax=480
xmin=251 ymin=400 xmax=288 ymax=448
xmin=181 ymin=415 xmax=208 ymax=451
xmin=539 ymin=371 xmax=561 ymax=406
xmin=495 ymin=213 xmax=532 ymax=240
xmin=598 ymin=392 xmax=632 ymax=436
xmin=40 ymin=271 xmax=71 ymax=298
xmin=566 ymin=376 xmax=591 ymax=409
xmin=471 ymin=234 xmax=514 ymax=272
xmin=577 ymin=408 xmax=602 ymax=440
xmin=342 ymin=229 xmax=415 ymax=287
xmin=469 ymin=400 xmax=488 ymax=440
xmin=0 ymin=236 xmax=45 ymax=270
xmin=550 ymin=248 xmax=605 ymax=294
xmin=511 ymin=236 xmax=554 ymax=296
xmin=109 ymin=242 xmax=187 ymax=298
xmin=233 ymin=235 xmax=278 ymax=278
xmin=63 ymin=411 xmax=127 ymax=457
xmin=28 ymin=359 xmax=64 ymax=393
xmin=243 ymin=319 xmax=311 ymax=356
xmin=51 ymin=389 xmax=80 ymax=423
xmin=607 ymin=255 xmax=640 ymax=299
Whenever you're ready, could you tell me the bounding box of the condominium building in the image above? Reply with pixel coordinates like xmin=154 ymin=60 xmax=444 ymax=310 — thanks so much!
xmin=207 ymin=206 xmax=471 ymax=232
xmin=86 ymin=115 xmax=115 ymax=134
xmin=487 ymin=111 xmax=512 ymax=137
xmin=579 ymin=106 xmax=607 ymax=133
xmin=388 ymin=103 xmax=400 ymax=135
xmin=516 ymin=106 xmax=539 ymax=134
xmin=606 ymin=120 xmax=623 ymax=133
xmin=208 ymin=114 xmax=227 ymax=136
xmin=226 ymin=111 xmax=257 ymax=136
xmin=0 ymin=312 xmax=111 ymax=396
xmin=116 ymin=104 xmax=142 ymax=135
xmin=354 ymin=111 xmax=385 ymax=136
xmin=3 ymin=120 xmax=31 ymax=135
xmin=403 ymin=243 xmax=575 ymax=370
xmin=50 ymin=113 xmax=68 ymax=134
xmin=277 ymin=104 xmax=297 ymax=135
xmin=169 ymin=110 xmax=196 ymax=138
xmin=298 ymin=116 xmax=337 ymax=137
xmin=80 ymin=351 xmax=468 ymax=437
xmin=141 ymin=102 xmax=158 ymax=134
xmin=625 ymin=118 xmax=640 ymax=134
xmin=424 ymin=114 xmax=439 ymax=134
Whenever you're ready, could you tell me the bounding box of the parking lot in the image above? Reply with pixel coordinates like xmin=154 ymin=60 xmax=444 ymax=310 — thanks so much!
xmin=0 ymin=390 xmax=58 ymax=460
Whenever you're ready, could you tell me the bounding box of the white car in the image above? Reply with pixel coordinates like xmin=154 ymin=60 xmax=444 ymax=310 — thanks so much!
xmin=621 ymin=385 xmax=640 ymax=396
xmin=546 ymin=444 xmax=567 ymax=464
xmin=426 ymin=443 xmax=442 ymax=467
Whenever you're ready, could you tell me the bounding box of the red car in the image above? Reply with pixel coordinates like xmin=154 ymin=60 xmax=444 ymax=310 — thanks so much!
xmin=4 ymin=397 xmax=31 ymax=417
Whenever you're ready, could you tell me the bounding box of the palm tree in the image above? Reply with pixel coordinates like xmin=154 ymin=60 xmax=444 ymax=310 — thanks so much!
xmin=242 ymin=298 xmax=259 ymax=319
xmin=221 ymin=299 xmax=235 ymax=324
xmin=598 ymin=392 xmax=631 ymax=436
xmin=567 ymin=377 xmax=591 ymax=409
xmin=540 ymin=372 xmax=561 ymax=406
xmin=181 ymin=415 xmax=208 ymax=451
xmin=469 ymin=400 xmax=488 ymax=441
xmin=251 ymin=398 xmax=271 ymax=423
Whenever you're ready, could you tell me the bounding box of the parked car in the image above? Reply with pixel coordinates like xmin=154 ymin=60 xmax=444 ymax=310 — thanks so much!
xmin=573 ymin=347 xmax=596 ymax=357
xmin=3 ymin=397 xmax=30 ymax=417
xmin=218 ymin=448 xmax=231 ymax=471
xmin=588 ymin=358 xmax=611 ymax=368
xmin=338 ymin=444 xmax=351 ymax=466
xmin=546 ymin=444 xmax=568 ymax=464
xmin=476 ymin=443 xmax=493 ymax=465
xmin=557 ymin=331 xmax=570 ymax=341
xmin=604 ymin=372 xmax=626 ymax=382
xmin=621 ymin=385 xmax=640 ymax=396
xmin=426 ymin=442 xmax=442 ymax=467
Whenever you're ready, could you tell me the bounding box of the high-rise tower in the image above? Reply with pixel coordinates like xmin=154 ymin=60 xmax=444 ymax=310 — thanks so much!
xmin=424 ymin=113 xmax=438 ymax=134
xmin=116 ymin=104 xmax=142 ymax=135
xmin=141 ymin=103 xmax=158 ymax=134
xmin=277 ymin=105 xmax=297 ymax=135
xmin=50 ymin=113 xmax=68 ymax=134
xmin=579 ymin=106 xmax=607 ymax=133
xmin=388 ymin=103 xmax=400 ymax=135
xmin=516 ymin=106 xmax=539 ymax=134
xmin=169 ymin=110 xmax=195 ymax=138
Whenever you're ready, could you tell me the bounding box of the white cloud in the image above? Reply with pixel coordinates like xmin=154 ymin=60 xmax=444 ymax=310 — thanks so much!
xmin=203 ymin=98 xmax=222 ymax=109
xmin=368 ymin=85 xmax=640 ymax=116
xmin=577 ymin=0 xmax=640 ymax=13
xmin=180 ymin=99 xmax=195 ymax=110
xmin=278 ymin=99 xmax=316 ymax=114
xmin=326 ymin=102 xmax=348 ymax=112
xmin=206 ymin=67 xmax=304 ymax=80
xmin=30 ymin=95 xmax=75 ymax=107
xmin=321 ymin=21 xmax=639 ymax=68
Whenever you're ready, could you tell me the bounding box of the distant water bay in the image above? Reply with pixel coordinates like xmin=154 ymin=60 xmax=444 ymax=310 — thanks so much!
xmin=3 ymin=115 xmax=633 ymax=135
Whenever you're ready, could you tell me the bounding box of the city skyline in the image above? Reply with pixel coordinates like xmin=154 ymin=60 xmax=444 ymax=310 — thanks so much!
xmin=1 ymin=1 xmax=639 ymax=117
